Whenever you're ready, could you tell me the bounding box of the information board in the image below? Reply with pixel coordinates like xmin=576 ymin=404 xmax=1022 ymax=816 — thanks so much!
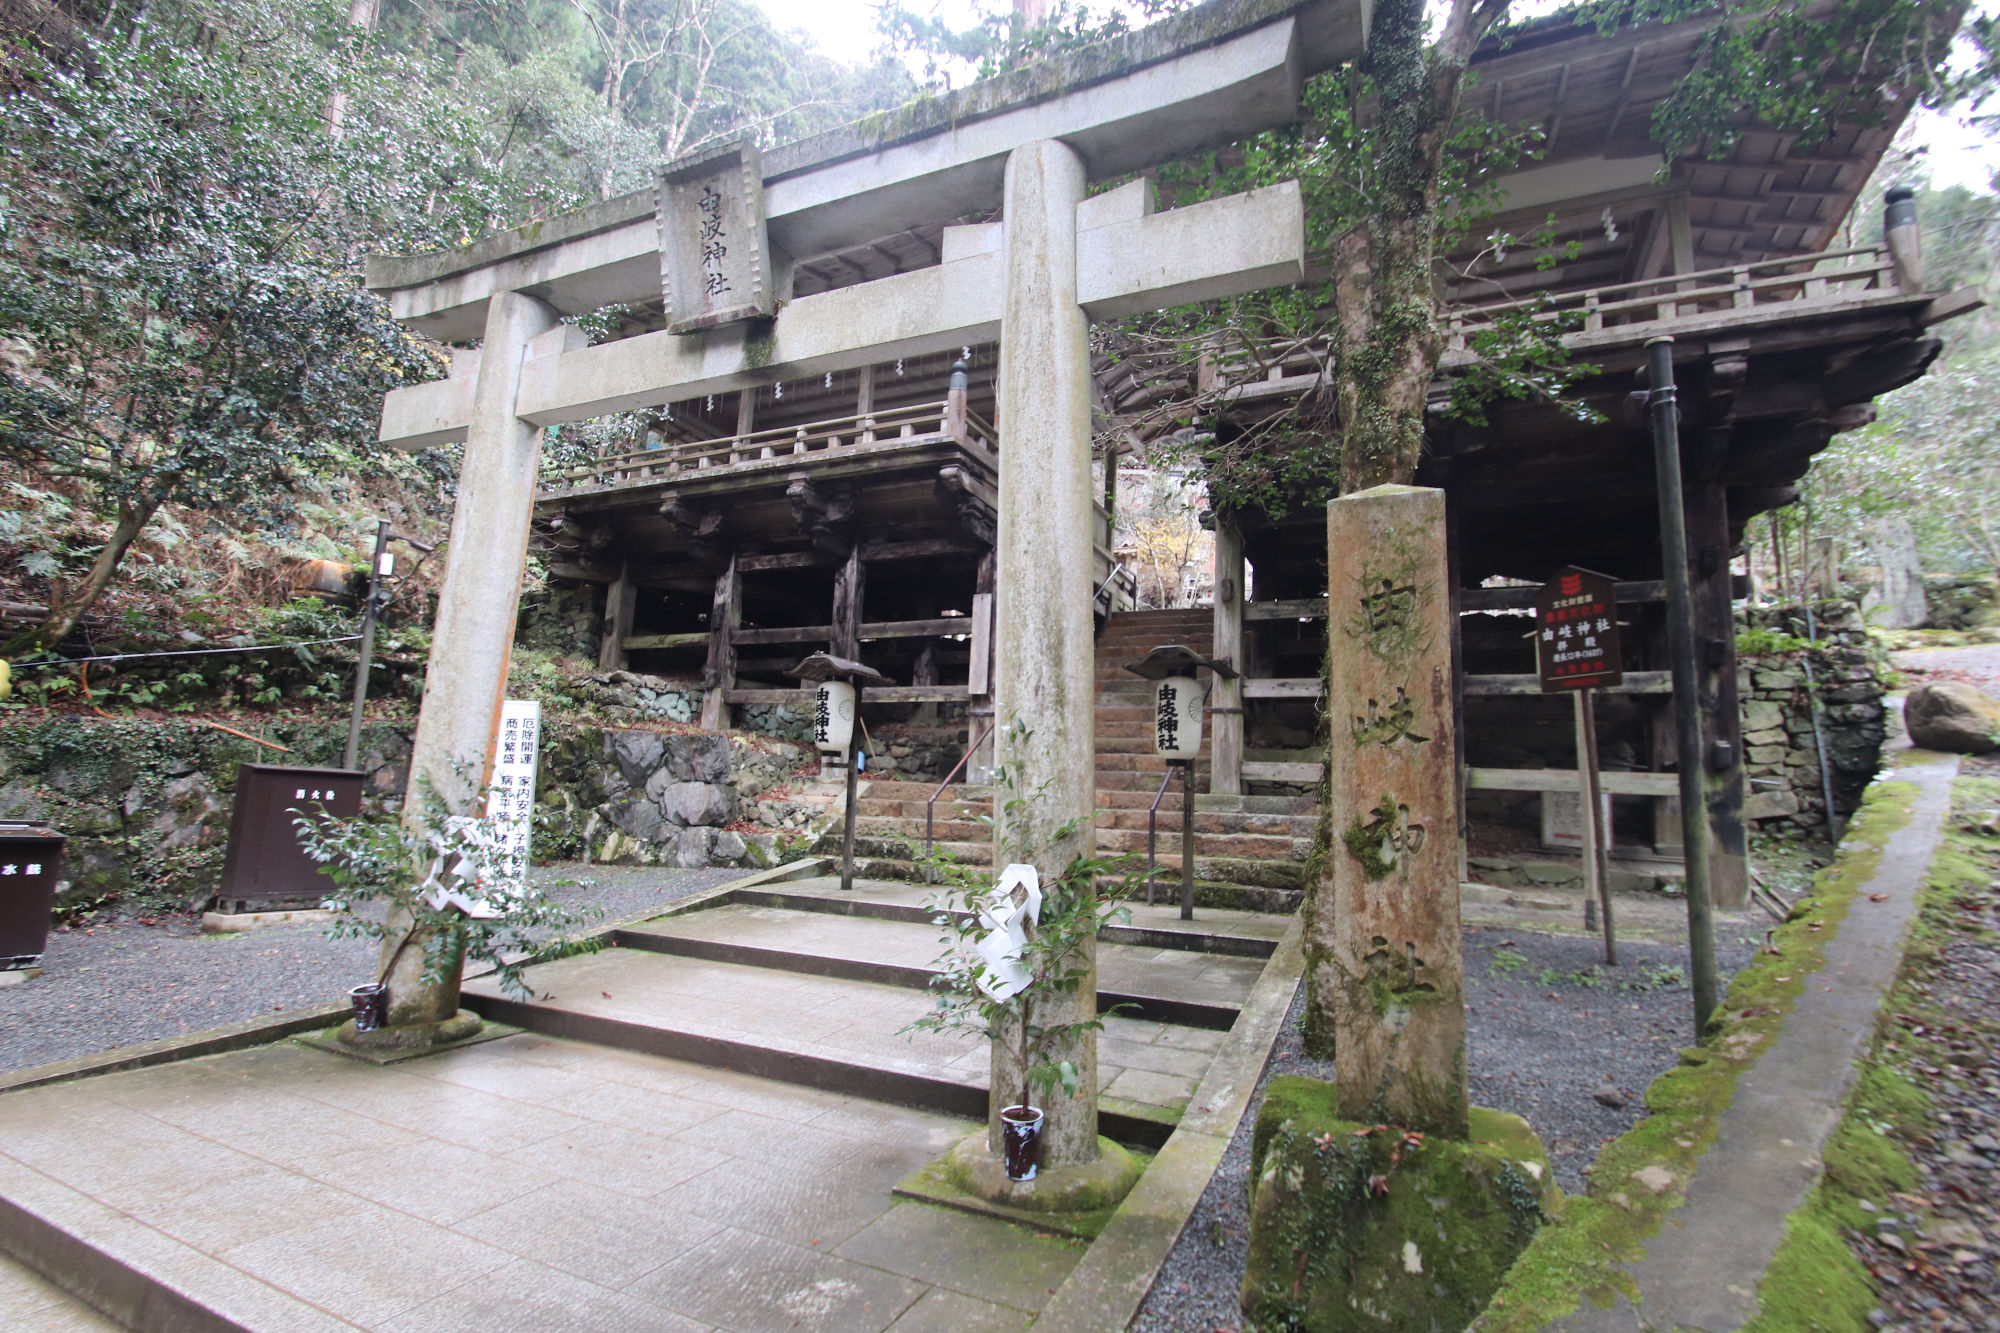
xmin=1534 ymin=567 xmax=1624 ymax=691
xmin=482 ymin=698 xmax=541 ymax=899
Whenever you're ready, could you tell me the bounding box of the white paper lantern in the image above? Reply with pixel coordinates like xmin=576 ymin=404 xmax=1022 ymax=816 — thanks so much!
xmin=813 ymin=680 xmax=856 ymax=754
xmin=1153 ymin=675 xmax=1202 ymax=759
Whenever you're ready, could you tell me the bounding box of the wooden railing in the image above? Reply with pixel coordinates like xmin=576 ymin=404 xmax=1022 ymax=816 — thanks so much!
xmin=1445 ymin=244 xmax=1897 ymax=349
xmin=551 ymin=399 xmax=998 ymax=493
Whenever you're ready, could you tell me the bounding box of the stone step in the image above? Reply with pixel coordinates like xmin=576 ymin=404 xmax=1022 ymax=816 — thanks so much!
xmin=1095 ymin=827 xmax=1305 ymax=859
xmin=727 ymin=875 xmax=1291 ymax=955
xmin=614 ymin=904 xmax=1261 ymax=1029
xmin=460 ymin=949 xmax=1169 ymax=1148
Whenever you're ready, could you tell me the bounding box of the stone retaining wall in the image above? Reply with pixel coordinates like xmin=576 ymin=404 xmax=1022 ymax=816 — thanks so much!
xmin=0 ymin=713 xmax=838 ymax=916
xmin=1738 ymin=599 xmax=1887 ymax=830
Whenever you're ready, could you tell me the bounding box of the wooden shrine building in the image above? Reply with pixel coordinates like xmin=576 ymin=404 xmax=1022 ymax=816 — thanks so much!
xmin=365 ymin=0 xmax=1980 ymax=907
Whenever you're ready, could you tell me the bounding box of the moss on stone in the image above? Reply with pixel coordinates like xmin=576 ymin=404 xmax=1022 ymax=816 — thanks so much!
xmin=1243 ymin=1078 xmax=1552 ymax=1332
xmin=1469 ymin=777 xmax=1923 ymax=1332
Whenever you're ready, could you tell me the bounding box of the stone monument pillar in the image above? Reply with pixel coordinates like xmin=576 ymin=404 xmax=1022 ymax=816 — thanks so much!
xmin=990 ymin=138 xmax=1100 ymax=1168
xmin=1307 ymin=484 xmax=1468 ymax=1137
xmin=385 ymin=290 xmax=559 ymax=1027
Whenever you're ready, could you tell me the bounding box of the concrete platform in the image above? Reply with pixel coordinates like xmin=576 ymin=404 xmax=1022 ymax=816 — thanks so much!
xmin=0 ymin=1034 xmax=1081 ymax=1331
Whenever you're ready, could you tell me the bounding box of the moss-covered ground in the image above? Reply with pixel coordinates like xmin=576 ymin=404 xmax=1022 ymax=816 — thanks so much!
xmin=1469 ymin=777 xmax=1923 ymax=1331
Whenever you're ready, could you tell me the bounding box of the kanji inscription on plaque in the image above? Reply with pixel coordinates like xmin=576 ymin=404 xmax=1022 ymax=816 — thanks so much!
xmin=1534 ymin=566 xmax=1624 ymax=691
xmin=657 ymin=141 xmax=774 ymax=333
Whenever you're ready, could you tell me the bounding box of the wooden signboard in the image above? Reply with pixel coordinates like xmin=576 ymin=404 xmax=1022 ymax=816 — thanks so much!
xmin=1534 ymin=566 xmax=1623 ymax=692
xmin=657 ymin=141 xmax=774 ymax=334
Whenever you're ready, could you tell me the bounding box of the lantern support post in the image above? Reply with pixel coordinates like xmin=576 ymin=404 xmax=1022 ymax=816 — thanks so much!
xmin=790 ymin=652 xmax=893 ymax=893
xmin=1178 ymin=760 xmax=1195 ymax=919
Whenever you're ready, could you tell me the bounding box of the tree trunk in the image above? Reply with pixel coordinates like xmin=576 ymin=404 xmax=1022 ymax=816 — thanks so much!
xmin=1329 ymin=0 xmax=1497 ymax=491
xmin=3 ymin=494 xmax=159 ymax=659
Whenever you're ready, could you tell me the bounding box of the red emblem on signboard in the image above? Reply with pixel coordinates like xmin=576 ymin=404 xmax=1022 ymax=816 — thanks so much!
xmin=1534 ymin=567 xmax=1624 ymax=692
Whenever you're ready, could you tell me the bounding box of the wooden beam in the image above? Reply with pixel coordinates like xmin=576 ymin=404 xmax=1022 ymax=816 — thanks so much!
xmin=968 ymin=591 xmax=994 ymax=697
xmin=1460 ymin=579 xmax=1666 ymax=611
xmin=1244 ymin=597 xmax=1331 ymax=621
xmin=722 ymin=686 xmax=968 ymax=705
xmin=623 ymin=631 xmax=709 ymax=651
xmin=547 ymin=559 xmax=619 ymax=583
xmin=857 ymin=537 xmax=983 ymax=562
xmin=731 ymin=624 xmax=835 ymax=645
xmin=737 ymin=550 xmax=829 ymax=572
xmin=1243 ymin=677 xmax=1324 ymax=699
xmin=1465 ymin=671 xmax=1671 ymax=695
xmin=1467 ymin=767 xmax=1679 ymax=797
xmin=859 ymin=617 xmax=976 ymax=640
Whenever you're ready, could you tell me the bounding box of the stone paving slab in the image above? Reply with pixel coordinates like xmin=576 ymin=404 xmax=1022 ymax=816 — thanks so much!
xmin=625 ymin=902 xmax=1267 ymax=1008
xmin=462 ymin=946 xmax=1209 ymax=1116
xmin=0 ymin=1032 xmax=1082 ymax=1332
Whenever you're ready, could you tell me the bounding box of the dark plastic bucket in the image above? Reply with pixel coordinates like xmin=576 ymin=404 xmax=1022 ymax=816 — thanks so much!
xmin=349 ymin=983 xmax=389 ymax=1033
xmin=1000 ymin=1105 xmax=1044 ymax=1182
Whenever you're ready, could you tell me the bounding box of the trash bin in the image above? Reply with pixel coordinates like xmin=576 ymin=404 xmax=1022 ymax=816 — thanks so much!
xmin=214 ymin=765 xmax=364 ymax=915
xmin=0 ymin=823 xmax=67 ymax=970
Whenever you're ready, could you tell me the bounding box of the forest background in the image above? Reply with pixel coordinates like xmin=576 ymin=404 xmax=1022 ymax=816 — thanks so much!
xmin=0 ymin=0 xmax=1995 ymax=720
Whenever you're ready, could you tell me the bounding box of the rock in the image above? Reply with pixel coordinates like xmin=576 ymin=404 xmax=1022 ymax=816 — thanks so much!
xmin=664 ymin=734 xmax=733 ymax=784
xmin=605 ymin=730 xmax=667 ymax=787
xmin=1743 ymin=702 xmax=1785 ymax=732
xmin=603 ymin=792 xmax=666 ymax=844
xmin=658 ymin=781 xmax=736 ymax=828
xmin=0 ymin=783 xmax=48 ymax=822
xmin=1592 ymin=1084 xmax=1628 ymax=1109
xmin=745 ymin=833 xmax=781 ymax=867
xmin=1633 ymin=1165 xmax=1676 ymax=1193
xmin=673 ymin=825 xmax=717 ymax=867
xmin=711 ymin=830 xmax=747 ymax=862
xmin=1905 ymin=683 xmax=2000 ymax=755
xmin=1746 ymin=789 xmax=1802 ymax=821
xmin=148 ymin=775 xmax=224 ymax=850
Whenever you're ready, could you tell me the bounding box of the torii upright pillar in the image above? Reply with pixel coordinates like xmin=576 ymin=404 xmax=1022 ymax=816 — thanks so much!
xmin=990 ymin=140 xmax=1101 ymax=1169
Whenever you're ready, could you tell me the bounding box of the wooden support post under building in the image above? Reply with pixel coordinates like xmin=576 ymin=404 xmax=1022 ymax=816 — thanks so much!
xmin=1209 ymin=519 xmax=1244 ymax=796
xmin=832 ymin=545 xmax=865 ymax=662
xmin=1687 ymin=478 xmax=1749 ymax=910
xmin=968 ymin=546 xmax=996 ymax=781
xmin=699 ymin=552 xmax=740 ymax=731
xmin=597 ymin=556 xmax=637 ymax=671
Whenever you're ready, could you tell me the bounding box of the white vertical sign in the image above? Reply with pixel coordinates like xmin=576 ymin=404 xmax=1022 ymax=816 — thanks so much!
xmin=484 ymin=699 xmax=541 ymax=898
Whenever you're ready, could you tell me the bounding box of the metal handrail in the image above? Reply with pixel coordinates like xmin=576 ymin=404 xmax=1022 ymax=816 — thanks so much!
xmin=924 ymin=719 xmax=998 ymax=883
xmin=1144 ymin=766 xmax=1176 ymax=906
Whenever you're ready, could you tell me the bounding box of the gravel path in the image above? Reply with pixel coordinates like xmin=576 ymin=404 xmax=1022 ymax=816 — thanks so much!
xmin=0 ymin=863 xmax=743 ymax=1075
xmin=1133 ymin=922 xmax=1760 ymax=1333
xmin=1893 ymin=643 xmax=2000 ymax=695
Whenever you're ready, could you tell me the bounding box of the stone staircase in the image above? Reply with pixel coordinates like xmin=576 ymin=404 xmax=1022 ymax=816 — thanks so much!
xmin=834 ymin=609 xmax=1319 ymax=910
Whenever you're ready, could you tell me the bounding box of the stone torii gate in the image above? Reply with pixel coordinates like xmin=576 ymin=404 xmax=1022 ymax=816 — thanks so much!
xmin=368 ymin=0 xmax=1371 ymax=1168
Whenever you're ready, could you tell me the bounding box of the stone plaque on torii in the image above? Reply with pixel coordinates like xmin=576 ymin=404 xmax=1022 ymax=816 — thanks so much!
xmin=365 ymin=0 xmax=1372 ymax=1169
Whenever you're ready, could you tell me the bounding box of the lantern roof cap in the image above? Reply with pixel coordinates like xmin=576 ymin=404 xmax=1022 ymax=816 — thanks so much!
xmin=1121 ymin=644 xmax=1237 ymax=681
xmin=789 ymin=653 xmax=894 ymax=686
